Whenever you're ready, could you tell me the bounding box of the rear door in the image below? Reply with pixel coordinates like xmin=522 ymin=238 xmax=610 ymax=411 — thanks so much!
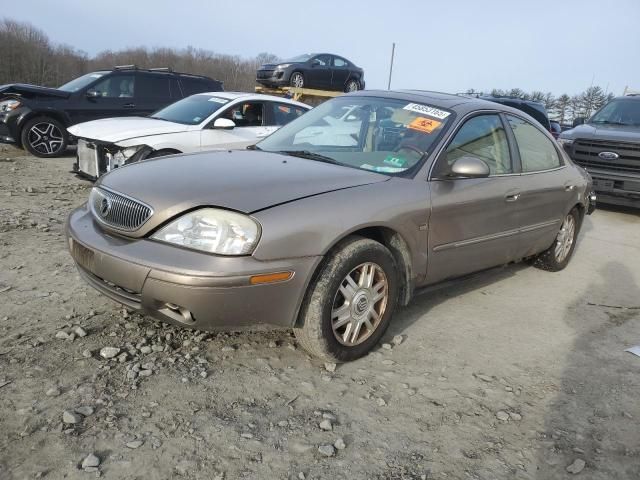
xmin=330 ymin=56 xmax=350 ymax=90
xmin=307 ymin=55 xmax=333 ymax=89
xmin=427 ymin=113 xmax=522 ymax=284
xmin=200 ymin=100 xmax=268 ymax=150
xmin=68 ymin=73 xmax=138 ymax=124
xmin=266 ymin=101 xmax=309 ymax=132
xmin=134 ymin=72 xmax=173 ymax=116
xmin=504 ymin=114 xmax=571 ymax=257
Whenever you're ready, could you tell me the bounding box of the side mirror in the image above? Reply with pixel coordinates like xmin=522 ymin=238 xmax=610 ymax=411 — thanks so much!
xmin=572 ymin=116 xmax=585 ymax=127
xmin=86 ymin=89 xmax=100 ymax=98
xmin=213 ymin=118 xmax=235 ymax=130
xmin=449 ymin=156 xmax=490 ymax=178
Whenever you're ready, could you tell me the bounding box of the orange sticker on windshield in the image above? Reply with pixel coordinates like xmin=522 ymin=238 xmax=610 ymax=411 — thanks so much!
xmin=408 ymin=116 xmax=442 ymax=134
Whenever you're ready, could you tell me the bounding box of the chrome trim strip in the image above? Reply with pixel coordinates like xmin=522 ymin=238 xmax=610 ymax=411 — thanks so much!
xmin=433 ymin=219 xmax=561 ymax=252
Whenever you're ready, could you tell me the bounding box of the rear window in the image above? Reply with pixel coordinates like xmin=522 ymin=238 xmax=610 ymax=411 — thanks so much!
xmin=150 ymin=94 xmax=230 ymax=125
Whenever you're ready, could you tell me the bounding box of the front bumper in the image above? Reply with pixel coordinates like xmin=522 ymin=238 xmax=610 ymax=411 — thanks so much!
xmin=256 ymin=69 xmax=288 ymax=87
xmin=585 ymin=168 xmax=640 ymax=207
xmin=0 ymin=110 xmax=20 ymax=144
xmin=66 ymin=205 xmax=321 ymax=330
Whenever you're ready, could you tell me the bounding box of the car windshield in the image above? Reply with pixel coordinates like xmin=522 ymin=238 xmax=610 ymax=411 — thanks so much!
xmin=257 ymin=96 xmax=453 ymax=175
xmin=285 ymin=54 xmax=312 ymax=63
xmin=150 ymin=94 xmax=230 ymax=125
xmin=58 ymin=72 xmax=107 ymax=92
xmin=590 ymin=98 xmax=640 ymax=126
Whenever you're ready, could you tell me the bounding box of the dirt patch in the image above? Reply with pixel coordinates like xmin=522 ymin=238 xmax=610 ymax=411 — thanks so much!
xmin=1 ymin=146 xmax=639 ymax=479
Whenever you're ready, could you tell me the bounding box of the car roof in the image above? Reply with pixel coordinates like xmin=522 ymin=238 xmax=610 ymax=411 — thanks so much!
xmin=193 ymin=91 xmax=310 ymax=109
xmin=346 ymin=89 xmax=549 ymax=123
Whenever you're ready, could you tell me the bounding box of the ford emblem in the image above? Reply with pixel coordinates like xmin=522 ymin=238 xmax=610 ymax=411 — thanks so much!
xmin=598 ymin=151 xmax=619 ymax=160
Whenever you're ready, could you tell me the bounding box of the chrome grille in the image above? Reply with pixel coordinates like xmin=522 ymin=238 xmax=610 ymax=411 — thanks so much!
xmin=572 ymin=139 xmax=640 ymax=174
xmin=90 ymin=187 xmax=153 ymax=231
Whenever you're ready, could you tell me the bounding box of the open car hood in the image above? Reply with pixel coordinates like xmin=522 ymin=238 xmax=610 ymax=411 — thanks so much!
xmin=68 ymin=117 xmax=189 ymax=143
xmin=0 ymin=83 xmax=70 ymax=99
xmin=97 ymin=150 xmax=389 ymax=237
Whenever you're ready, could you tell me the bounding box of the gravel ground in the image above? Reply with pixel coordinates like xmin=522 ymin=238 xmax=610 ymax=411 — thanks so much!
xmin=0 ymin=145 xmax=639 ymax=480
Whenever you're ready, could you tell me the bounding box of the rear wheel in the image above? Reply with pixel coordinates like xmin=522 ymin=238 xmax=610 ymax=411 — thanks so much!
xmin=290 ymin=72 xmax=305 ymax=88
xmin=294 ymin=236 xmax=399 ymax=362
xmin=533 ymin=208 xmax=580 ymax=271
xmin=344 ymin=79 xmax=360 ymax=92
xmin=21 ymin=116 xmax=68 ymax=157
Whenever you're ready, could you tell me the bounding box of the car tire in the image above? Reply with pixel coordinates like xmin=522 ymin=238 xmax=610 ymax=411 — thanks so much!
xmin=290 ymin=72 xmax=305 ymax=89
xmin=344 ymin=79 xmax=360 ymax=93
xmin=294 ymin=236 xmax=399 ymax=362
xmin=21 ymin=116 xmax=68 ymax=158
xmin=533 ymin=208 xmax=580 ymax=272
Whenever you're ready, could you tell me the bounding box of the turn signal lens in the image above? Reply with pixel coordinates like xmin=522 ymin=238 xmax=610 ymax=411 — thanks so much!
xmin=249 ymin=271 xmax=293 ymax=285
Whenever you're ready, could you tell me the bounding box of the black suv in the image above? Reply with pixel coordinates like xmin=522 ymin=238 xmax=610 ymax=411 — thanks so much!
xmin=558 ymin=95 xmax=640 ymax=208
xmin=480 ymin=96 xmax=552 ymax=132
xmin=0 ymin=66 xmax=223 ymax=157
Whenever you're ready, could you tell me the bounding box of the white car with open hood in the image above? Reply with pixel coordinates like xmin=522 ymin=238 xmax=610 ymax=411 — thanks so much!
xmin=69 ymin=92 xmax=310 ymax=179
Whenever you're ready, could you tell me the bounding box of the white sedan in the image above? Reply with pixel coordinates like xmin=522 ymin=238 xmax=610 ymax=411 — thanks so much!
xmin=69 ymin=92 xmax=310 ymax=179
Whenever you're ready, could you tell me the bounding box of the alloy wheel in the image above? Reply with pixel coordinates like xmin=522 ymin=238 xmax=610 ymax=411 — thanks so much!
xmin=554 ymin=214 xmax=576 ymax=263
xmin=331 ymin=262 xmax=388 ymax=346
xmin=291 ymin=73 xmax=304 ymax=88
xmin=28 ymin=122 xmax=64 ymax=155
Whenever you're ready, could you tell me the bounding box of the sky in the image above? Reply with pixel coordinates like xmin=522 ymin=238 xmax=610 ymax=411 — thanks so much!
xmin=5 ymin=0 xmax=640 ymax=96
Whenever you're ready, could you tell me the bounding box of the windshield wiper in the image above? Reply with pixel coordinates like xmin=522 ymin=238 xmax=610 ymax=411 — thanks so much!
xmin=276 ymin=150 xmax=343 ymax=166
xmin=246 ymin=144 xmax=262 ymax=150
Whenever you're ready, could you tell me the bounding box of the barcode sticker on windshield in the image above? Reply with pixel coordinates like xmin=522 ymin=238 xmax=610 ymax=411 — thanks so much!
xmin=403 ymin=103 xmax=451 ymax=119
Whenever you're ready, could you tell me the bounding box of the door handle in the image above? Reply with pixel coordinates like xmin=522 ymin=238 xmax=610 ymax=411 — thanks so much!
xmin=123 ymin=103 xmax=136 ymax=108
xmin=505 ymin=192 xmax=520 ymax=202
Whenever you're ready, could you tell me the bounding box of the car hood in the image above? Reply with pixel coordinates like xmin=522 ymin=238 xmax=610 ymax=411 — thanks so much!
xmin=259 ymin=62 xmax=301 ymax=70
xmin=561 ymin=123 xmax=640 ymax=142
xmin=68 ymin=117 xmax=189 ymax=143
xmin=96 ymin=150 xmax=389 ymax=237
xmin=0 ymin=83 xmax=70 ymax=99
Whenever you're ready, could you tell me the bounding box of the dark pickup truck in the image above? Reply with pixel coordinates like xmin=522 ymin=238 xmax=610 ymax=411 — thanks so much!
xmin=558 ymin=95 xmax=640 ymax=208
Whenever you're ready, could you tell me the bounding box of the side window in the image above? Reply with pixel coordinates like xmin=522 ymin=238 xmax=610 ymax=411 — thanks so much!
xmin=437 ymin=114 xmax=512 ymax=176
xmin=180 ymin=77 xmax=211 ymax=96
xmin=333 ymin=57 xmax=348 ymax=67
xmin=221 ymin=102 xmax=264 ymax=127
xmin=312 ymin=55 xmax=331 ymax=66
xmin=269 ymin=103 xmax=308 ymax=126
xmin=90 ymin=75 xmax=135 ymax=98
xmin=136 ymin=74 xmax=170 ymax=99
xmin=506 ymin=115 xmax=561 ymax=172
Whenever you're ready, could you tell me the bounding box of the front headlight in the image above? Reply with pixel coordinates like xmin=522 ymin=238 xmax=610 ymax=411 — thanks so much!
xmin=276 ymin=64 xmax=291 ymax=69
xmin=557 ymin=137 xmax=574 ymax=148
xmin=152 ymin=208 xmax=260 ymax=255
xmin=113 ymin=145 xmax=144 ymax=162
xmin=0 ymin=99 xmax=21 ymax=112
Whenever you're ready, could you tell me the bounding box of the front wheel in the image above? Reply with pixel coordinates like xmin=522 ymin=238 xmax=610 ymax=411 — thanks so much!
xmin=533 ymin=208 xmax=580 ymax=271
xmin=290 ymin=72 xmax=305 ymax=88
xmin=21 ymin=116 xmax=68 ymax=157
xmin=294 ymin=236 xmax=399 ymax=362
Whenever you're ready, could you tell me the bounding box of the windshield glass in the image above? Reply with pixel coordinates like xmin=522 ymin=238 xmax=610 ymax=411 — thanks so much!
xmin=285 ymin=54 xmax=312 ymax=63
xmin=257 ymin=96 xmax=453 ymax=174
xmin=151 ymin=95 xmax=230 ymax=125
xmin=590 ymin=99 xmax=640 ymax=126
xmin=58 ymin=72 xmax=107 ymax=92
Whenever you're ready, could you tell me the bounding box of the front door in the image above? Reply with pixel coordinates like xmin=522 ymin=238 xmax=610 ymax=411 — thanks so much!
xmin=427 ymin=113 xmax=522 ymax=284
xmin=307 ymin=55 xmax=333 ymax=89
xmin=330 ymin=56 xmax=350 ymax=90
xmin=67 ymin=73 xmax=139 ymax=125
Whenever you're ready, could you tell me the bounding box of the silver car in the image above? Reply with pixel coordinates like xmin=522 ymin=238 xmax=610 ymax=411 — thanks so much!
xmin=66 ymin=90 xmax=594 ymax=362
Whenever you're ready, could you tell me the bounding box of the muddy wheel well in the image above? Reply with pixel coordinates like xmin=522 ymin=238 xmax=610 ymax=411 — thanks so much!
xmin=325 ymin=227 xmax=413 ymax=307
